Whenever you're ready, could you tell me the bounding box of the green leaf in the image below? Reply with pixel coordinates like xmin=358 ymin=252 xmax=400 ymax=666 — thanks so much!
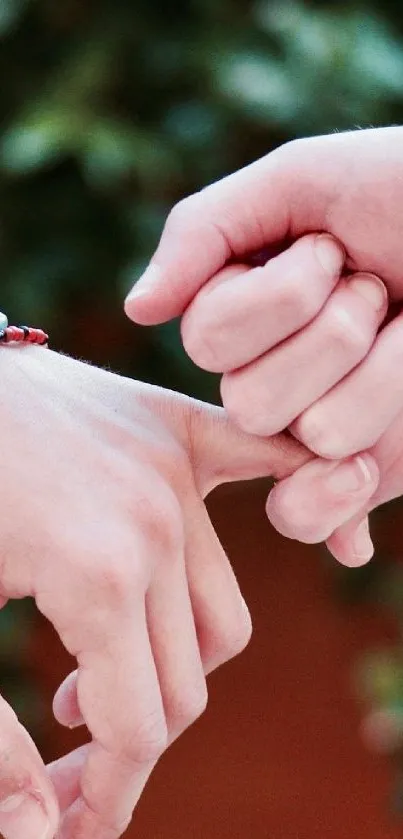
xmin=216 ymin=51 xmax=300 ymax=124
xmin=350 ymin=15 xmax=403 ymax=96
xmin=0 ymin=111 xmax=78 ymax=174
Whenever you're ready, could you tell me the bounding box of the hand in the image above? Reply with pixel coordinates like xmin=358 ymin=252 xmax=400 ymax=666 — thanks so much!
xmin=0 ymin=344 xmax=314 ymax=839
xmin=183 ymin=263 xmax=392 ymax=564
xmin=123 ymin=126 xmax=403 ymax=564
xmin=123 ymin=127 xmax=403 ymax=460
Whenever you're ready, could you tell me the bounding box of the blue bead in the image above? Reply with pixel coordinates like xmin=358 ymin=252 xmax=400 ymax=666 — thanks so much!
xmin=0 ymin=313 xmax=8 ymax=331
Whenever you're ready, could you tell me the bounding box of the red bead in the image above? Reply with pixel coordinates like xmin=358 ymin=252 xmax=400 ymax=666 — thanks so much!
xmin=1 ymin=326 xmax=48 ymax=345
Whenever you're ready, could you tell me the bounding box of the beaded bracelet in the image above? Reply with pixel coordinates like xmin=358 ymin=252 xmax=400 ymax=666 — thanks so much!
xmin=0 ymin=313 xmax=48 ymax=346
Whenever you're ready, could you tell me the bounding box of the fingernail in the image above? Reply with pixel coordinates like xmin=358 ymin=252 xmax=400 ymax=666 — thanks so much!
xmin=325 ymin=455 xmax=373 ymax=494
xmin=125 ymin=264 xmax=162 ymax=304
xmin=349 ymin=273 xmax=387 ymax=310
xmin=352 ymin=519 xmax=374 ymax=563
xmin=0 ymin=792 xmax=52 ymax=839
xmin=315 ymin=234 xmax=345 ymax=276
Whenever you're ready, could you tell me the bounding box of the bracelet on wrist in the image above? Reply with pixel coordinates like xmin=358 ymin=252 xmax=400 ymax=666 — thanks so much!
xmin=0 ymin=313 xmax=48 ymax=346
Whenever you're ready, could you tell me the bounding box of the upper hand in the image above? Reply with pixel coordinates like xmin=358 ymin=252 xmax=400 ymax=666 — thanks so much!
xmin=123 ymin=126 xmax=403 ymax=563
xmin=123 ymin=127 xmax=403 ymax=460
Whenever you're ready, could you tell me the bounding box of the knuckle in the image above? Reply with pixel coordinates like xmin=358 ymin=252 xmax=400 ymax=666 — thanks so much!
xmin=219 ymin=606 xmax=252 ymax=659
xmin=326 ymin=306 xmax=370 ymax=360
xmin=294 ymin=410 xmax=349 ymax=459
xmin=123 ymin=713 xmax=168 ymax=764
xmin=276 ymin=136 xmax=312 ymax=172
xmin=221 ymin=375 xmax=273 ymax=436
xmin=170 ymin=685 xmax=208 ymax=733
xmin=221 ymin=375 xmax=255 ymax=433
xmin=205 ymin=602 xmax=253 ymax=666
xmin=181 ymin=309 xmax=222 ymax=371
xmin=276 ymin=275 xmax=317 ymax=324
xmin=92 ymin=559 xmax=136 ymax=610
xmin=220 ymin=374 xmax=241 ymax=421
xmin=165 ymin=196 xmax=199 ymax=234
xmin=135 ymin=486 xmax=183 ymax=551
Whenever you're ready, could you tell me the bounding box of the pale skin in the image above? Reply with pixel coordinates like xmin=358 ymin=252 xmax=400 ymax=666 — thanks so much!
xmin=0 ymin=343 xmax=316 ymax=839
xmin=124 ymin=126 xmax=403 ymax=567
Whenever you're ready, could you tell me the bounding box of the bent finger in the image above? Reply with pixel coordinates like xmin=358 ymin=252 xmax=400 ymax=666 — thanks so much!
xmin=266 ymin=453 xmax=379 ymax=546
xmin=55 ymin=500 xmax=252 ymax=738
xmin=47 ymin=744 xmax=88 ymax=813
xmin=181 ymin=234 xmax=344 ymax=372
xmin=41 ymin=539 xmax=168 ymax=838
xmin=57 ymin=741 xmax=156 ymax=839
xmin=221 ymin=272 xmax=387 ymax=436
xmin=146 ymin=544 xmax=207 ymax=744
xmin=291 ymin=311 xmax=403 ymax=458
xmin=61 ymin=602 xmax=166 ymax=838
xmin=53 ymin=670 xmax=82 ymax=729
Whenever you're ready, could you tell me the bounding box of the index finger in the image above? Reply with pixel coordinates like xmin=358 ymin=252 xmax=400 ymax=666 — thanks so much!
xmin=123 ymin=140 xmax=324 ymax=324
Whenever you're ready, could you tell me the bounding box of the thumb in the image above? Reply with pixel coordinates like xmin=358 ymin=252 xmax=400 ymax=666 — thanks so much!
xmin=186 ymin=400 xmax=313 ymax=496
xmin=124 ymin=139 xmax=324 ymax=325
xmin=0 ymin=694 xmax=59 ymax=839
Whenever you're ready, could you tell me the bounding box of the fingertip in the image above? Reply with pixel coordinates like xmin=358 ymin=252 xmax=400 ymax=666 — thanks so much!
xmin=314 ymin=234 xmax=345 ymax=277
xmin=124 ymin=264 xmax=182 ymax=325
xmin=348 ymin=272 xmax=388 ymax=315
xmin=53 ymin=672 xmax=83 ymax=729
xmin=125 ymin=264 xmax=161 ymax=304
xmin=123 ymin=302 xmax=160 ymax=326
xmin=124 ymin=297 xmax=165 ymax=327
xmin=326 ymin=517 xmax=374 ymax=568
xmin=180 ymin=309 xmax=221 ymax=373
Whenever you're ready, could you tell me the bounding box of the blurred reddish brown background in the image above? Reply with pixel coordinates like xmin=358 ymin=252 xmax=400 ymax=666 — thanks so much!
xmin=31 ymin=481 xmax=403 ymax=839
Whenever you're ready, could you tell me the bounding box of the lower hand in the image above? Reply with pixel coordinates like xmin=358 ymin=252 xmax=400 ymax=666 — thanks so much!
xmin=0 ymin=345 xmax=312 ymax=839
